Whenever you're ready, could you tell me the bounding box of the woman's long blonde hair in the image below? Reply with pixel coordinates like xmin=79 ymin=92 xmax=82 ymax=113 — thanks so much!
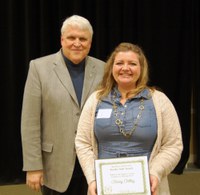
xmin=97 ymin=42 xmax=150 ymax=99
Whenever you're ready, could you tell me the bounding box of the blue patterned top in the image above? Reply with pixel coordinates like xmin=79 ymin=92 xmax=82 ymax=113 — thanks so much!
xmin=94 ymin=88 xmax=157 ymax=160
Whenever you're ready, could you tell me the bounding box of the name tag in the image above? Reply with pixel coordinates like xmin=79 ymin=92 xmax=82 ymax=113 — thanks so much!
xmin=96 ymin=109 xmax=112 ymax=119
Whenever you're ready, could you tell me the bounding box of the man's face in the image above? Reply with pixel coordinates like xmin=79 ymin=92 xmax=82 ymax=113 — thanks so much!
xmin=61 ymin=26 xmax=92 ymax=64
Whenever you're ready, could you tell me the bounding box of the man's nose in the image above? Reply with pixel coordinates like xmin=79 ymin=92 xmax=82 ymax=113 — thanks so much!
xmin=73 ymin=39 xmax=81 ymax=47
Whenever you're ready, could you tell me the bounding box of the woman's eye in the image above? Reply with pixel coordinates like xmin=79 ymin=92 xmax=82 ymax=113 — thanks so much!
xmin=129 ymin=63 xmax=136 ymax=66
xmin=115 ymin=62 xmax=123 ymax=66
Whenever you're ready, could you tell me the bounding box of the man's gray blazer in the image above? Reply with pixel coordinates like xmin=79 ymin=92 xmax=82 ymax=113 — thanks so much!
xmin=21 ymin=50 xmax=105 ymax=192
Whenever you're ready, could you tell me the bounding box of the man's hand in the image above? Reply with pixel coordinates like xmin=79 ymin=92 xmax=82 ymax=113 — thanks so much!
xmin=26 ymin=170 xmax=44 ymax=192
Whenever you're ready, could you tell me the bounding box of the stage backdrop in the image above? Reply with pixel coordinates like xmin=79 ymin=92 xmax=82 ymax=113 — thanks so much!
xmin=0 ymin=0 xmax=199 ymax=184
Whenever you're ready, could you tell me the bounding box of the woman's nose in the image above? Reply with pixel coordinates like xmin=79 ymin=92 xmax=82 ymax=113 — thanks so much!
xmin=121 ymin=63 xmax=129 ymax=69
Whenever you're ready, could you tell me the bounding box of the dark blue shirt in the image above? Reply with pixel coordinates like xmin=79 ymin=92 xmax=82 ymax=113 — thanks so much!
xmin=62 ymin=51 xmax=85 ymax=105
xmin=62 ymin=51 xmax=85 ymax=177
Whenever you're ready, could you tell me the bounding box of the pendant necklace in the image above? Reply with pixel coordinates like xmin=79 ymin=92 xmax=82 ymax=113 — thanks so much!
xmin=112 ymin=91 xmax=144 ymax=138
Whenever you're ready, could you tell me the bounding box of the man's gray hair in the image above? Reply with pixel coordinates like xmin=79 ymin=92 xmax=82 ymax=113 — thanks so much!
xmin=61 ymin=15 xmax=93 ymax=38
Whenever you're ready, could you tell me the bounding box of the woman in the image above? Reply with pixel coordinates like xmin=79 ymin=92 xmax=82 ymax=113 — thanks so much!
xmin=75 ymin=42 xmax=183 ymax=195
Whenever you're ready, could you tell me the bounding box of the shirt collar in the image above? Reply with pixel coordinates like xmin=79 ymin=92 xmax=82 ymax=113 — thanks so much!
xmin=112 ymin=87 xmax=151 ymax=100
xmin=61 ymin=49 xmax=85 ymax=67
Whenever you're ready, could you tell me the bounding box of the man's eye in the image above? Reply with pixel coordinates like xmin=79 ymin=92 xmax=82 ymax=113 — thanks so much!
xmin=67 ymin=36 xmax=75 ymax=40
xmin=80 ymin=38 xmax=87 ymax=42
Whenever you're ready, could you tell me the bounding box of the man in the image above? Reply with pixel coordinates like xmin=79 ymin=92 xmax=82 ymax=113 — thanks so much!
xmin=21 ymin=15 xmax=105 ymax=195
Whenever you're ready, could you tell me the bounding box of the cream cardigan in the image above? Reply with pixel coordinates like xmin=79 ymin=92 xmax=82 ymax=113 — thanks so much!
xmin=75 ymin=90 xmax=183 ymax=195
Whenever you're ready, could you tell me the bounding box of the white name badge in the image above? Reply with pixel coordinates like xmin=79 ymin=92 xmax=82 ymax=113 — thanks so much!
xmin=96 ymin=109 xmax=112 ymax=119
xmin=95 ymin=156 xmax=151 ymax=195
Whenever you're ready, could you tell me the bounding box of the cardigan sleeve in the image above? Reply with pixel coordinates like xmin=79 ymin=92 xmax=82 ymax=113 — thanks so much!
xmin=149 ymin=91 xmax=183 ymax=181
xmin=75 ymin=92 xmax=98 ymax=184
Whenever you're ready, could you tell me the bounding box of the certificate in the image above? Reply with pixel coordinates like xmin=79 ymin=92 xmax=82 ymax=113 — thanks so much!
xmin=95 ymin=156 xmax=151 ymax=195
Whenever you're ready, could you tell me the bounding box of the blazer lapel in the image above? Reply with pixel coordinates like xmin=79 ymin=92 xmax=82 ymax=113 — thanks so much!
xmin=53 ymin=52 xmax=79 ymax=106
xmin=81 ymin=57 xmax=97 ymax=108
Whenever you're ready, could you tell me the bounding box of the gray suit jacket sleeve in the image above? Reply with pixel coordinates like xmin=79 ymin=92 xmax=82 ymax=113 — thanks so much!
xmin=21 ymin=59 xmax=43 ymax=171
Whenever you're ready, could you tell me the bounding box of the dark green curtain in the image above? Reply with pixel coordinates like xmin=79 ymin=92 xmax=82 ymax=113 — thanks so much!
xmin=0 ymin=0 xmax=198 ymax=184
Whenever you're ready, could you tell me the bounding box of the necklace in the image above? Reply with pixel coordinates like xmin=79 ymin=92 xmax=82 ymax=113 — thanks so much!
xmin=112 ymin=91 xmax=144 ymax=138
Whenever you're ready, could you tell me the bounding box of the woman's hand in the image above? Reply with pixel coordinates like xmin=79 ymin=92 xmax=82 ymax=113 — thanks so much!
xmin=88 ymin=180 xmax=97 ymax=195
xmin=150 ymin=175 xmax=159 ymax=195
xmin=26 ymin=170 xmax=43 ymax=192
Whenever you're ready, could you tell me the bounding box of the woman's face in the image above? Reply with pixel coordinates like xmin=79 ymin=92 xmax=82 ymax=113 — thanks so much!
xmin=112 ymin=51 xmax=141 ymax=91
